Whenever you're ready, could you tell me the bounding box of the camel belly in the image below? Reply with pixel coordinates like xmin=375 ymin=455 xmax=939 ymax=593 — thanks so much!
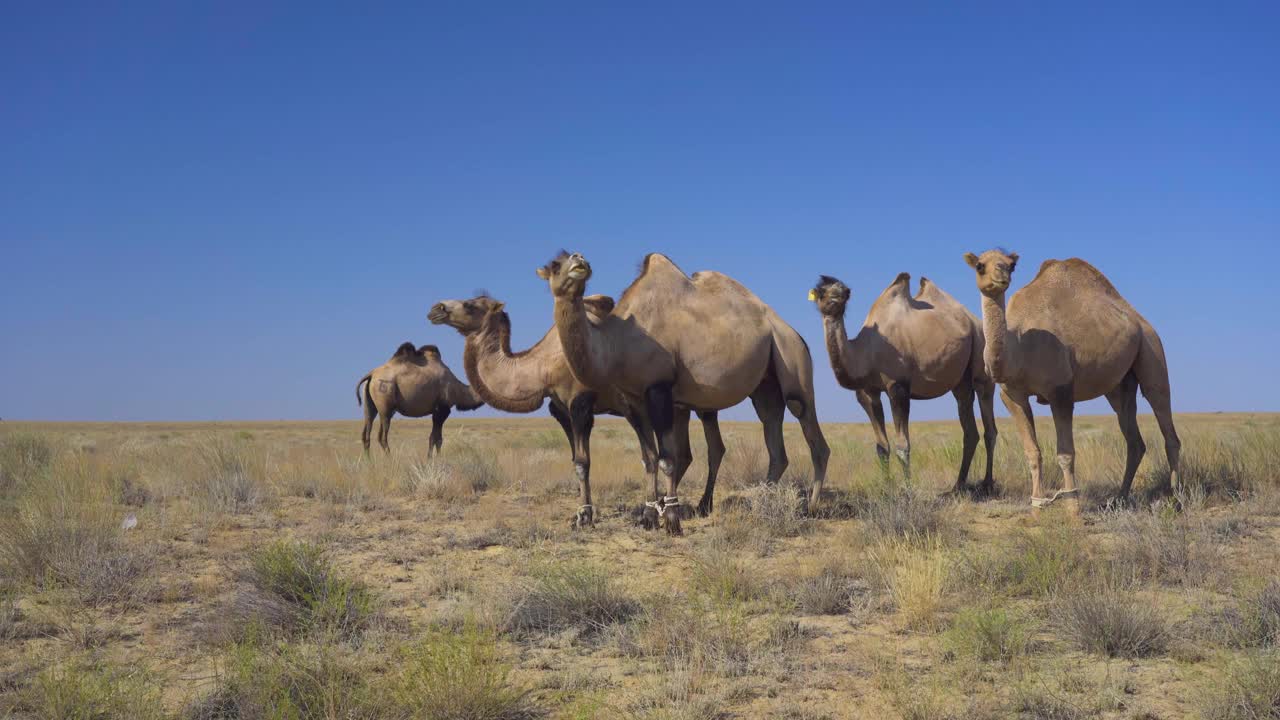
xmin=672 ymin=339 xmax=772 ymax=410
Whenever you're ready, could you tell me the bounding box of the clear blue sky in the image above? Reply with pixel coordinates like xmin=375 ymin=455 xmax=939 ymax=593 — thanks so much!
xmin=2 ymin=2 xmax=1277 ymax=422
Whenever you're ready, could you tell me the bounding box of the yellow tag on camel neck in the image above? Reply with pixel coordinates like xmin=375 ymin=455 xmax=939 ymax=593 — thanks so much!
xmin=807 ymin=289 xmax=817 ymax=301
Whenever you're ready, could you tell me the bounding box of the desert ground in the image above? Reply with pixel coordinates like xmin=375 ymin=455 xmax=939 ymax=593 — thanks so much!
xmin=0 ymin=412 xmax=1277 ymax=719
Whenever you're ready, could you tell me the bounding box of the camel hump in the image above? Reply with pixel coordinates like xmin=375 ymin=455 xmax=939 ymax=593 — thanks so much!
xmin=392 ymin=342 xmax=417 ymax=359
xmin=892 ymin=272 xmax=911 ymax=287
xmin=417 ymin=344 xmax=441 ymax=356
xmin=583 ymin=294 xmax=616 ymax=316
xmin=918 ymin=276 xmax=931 ymax=291
xmin=1036 ymin=258 xmax=1123 ymax=296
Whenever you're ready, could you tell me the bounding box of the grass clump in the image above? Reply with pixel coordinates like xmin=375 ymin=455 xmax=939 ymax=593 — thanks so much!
xmin=1105 ymin=504 xmax=1221 ymax=588
xmin=943 ymin=607 xmax=1034 ymax=663
xmin=961 ymin=526 xmax=1090 ymax=598
xmin=736 ymin=481 xmax=809 ymax=538
xmin=690 ymin=544 xmax=769 ymax=604
xmin=237 ymin=539 xmax=377 ymax=640
xmin=869 ymin=535 xmax=950 ymax=630
xmin=1200 ymin=653 xmax=1280 ymax=720
xmin=1055 ymin=587 xmax=1168 ymax=658
xmin=859 ymin=479 xmax=951 ymax=541
xmin=0 ymin=432 xmax=54 ymax=493
xmin=1225 ymin=580 xmax=1280 ymax=648
xmin=193 ymin=436 xmax=264 ymax=514
xmin=505 ymin=559 xmax=638 ymax=638
xmin=386 ymin=624 xmax=537 ymax=720
xmin=21 ymin=659 xmax=167 ymax=720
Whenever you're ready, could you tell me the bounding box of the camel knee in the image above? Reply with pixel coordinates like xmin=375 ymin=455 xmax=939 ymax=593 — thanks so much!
xmin=1055 ymin=453 xmax=1074 ymax=473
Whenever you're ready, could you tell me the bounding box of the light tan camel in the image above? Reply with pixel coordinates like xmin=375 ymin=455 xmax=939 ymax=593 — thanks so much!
xmin=810 ymin=273 xmax=998 ymax=492
xmin=356 ymin=343 xmax=483 ymax=456
xmin=963 ymin=250 xmax=1181 ymax=513
xmin=428 ymin=295 xmax=725 ymax=528
xmin=538 ymin=252 xmax=830 ymax=534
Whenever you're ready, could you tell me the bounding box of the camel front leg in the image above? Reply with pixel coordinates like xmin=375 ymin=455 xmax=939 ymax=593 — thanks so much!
xmin=750 ymin=374 xmax=790 ymax=485
xmin=887 ymin=383 xmax=912 ymax=480
xmin=1105 ymin=373 xmax=1145 ymax=501
xmin=624 ymin=409 xmax=662 ymax=530
xmin=569 ymin=393 xmax=597 ymax=528
xmin=952 ymin=378 xmax=979 ymax=493
xmin=855 ymin=389 xmax=891 ymax=471
xmin=1048 ymin=387 xmax=1081 ymax=519
xmin=429 ymin=405 xmax=450 ymax=458
xmin=645 ymin=383 xmax=683 ymax=535
xmin=1000 ymin=387 xmax=1041 ymax=506
xmin=697 ymin=411 xmax=724 ymax=517
xmin=977 ymin=379 xmax=999 ymax=492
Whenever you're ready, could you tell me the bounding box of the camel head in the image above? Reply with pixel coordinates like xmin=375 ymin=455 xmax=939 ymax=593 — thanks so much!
xmin=428 ymin=295 xmax=505 ymax=335
xmin=964 ymin=249 xmax=1019 ymax=297
xmin=809 ymin=275 xmax=851 ymax=318
xmin=536 ymin=251 xmax=592 ymax=299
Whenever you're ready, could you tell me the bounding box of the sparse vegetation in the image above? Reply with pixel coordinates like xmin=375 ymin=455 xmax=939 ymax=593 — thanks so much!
xmin=943 ymin=606 xmax=1034 ymax=663
xmin=234 ymin=539 xmax=378 ymax=640
xmin=505 ymin=558 xmax=639 ymax=637
xmin=1056 ymin=586 xmax=1169 ymax=658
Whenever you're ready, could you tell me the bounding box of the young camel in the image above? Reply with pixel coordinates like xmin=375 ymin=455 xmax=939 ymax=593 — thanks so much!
xmin=356 ymin=343 xmax=484 ymax=456
xmin=811 ymin=273 xmax=998 ymax=493
xmin=428 ymin=295 xmax=724 ymax=529
xmin=964 ymin=250 xmax=1181 ymax=515
xmin=538 ymin=252 xmax=830 ymax=534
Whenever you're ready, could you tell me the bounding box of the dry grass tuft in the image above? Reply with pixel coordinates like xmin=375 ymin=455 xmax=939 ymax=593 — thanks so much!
xmin=943 ymin=606 xmax=1035 ymax=663
xmin=869 ymin=535 xmax=950 ymax=630
xmin=1200 ymin=652 xmax=1280 ymax=720
xmin=1055 ymin=586 xmax=1168 ymax=658
xmin=504 ymin=559 xmax=639 ymax=638
xmin=20 ymin=658 xmax=167 ymax=720
xmin=689 ymin=544 xmax=770 ymax=603
xmin=191 ymin=436 xmax=266 ymax=514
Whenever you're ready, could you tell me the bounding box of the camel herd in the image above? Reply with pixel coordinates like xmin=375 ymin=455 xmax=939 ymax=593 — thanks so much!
xmin=357 ymin=250 xmax=1181 ymax=533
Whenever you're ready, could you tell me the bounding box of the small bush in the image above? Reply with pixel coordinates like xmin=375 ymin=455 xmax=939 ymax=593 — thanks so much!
xmin=869 ymin=536 xmax=949 ymax=630
xmin=190 ymin=638 xmax=374 ymax=720
xmin=943 ymin=607 xmax=1034 ymax=663
xmin=386 ymin=624 xmax=537 ymax=720
xmin=1200 ymin=653 xmax=1280 ymax=720
xmin=789 ymin=566 xmax=864 ymax=616
xmin=1056 ymin=588 xmax=1168 ymax=658
xmin=1106 ymin=505 xmax=1221 ymax=588
xmin=736 ymin=481 xmax=809 ymax=538
xmin=23 ymin=660 xmax=167 ymax=720
xmin=193 ymin=437 xmax=264 ymax=513
xmin=1225 ymin=580 xmax=1280 ymax=648
xmin=690 ymin=544 xmax=769 ymax=603
xmin=0 ymin=433 xmax=54 ymax=492
xmin=505 ymin=559 xmax=638 ymax=637
xmin=238 ymin=540 xmax=377 ymax=640
xmin=861 ymin=481 xmax=950 ymax=541
xmin=960 ymin=526 xmax=1091 ymax=598
xmin=404 ymin=447 xmax=504 ymax=501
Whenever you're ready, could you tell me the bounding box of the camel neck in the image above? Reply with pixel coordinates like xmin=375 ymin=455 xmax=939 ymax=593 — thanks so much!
xmin=980 ymin=293 xmax=1011 ymax=382
xmin=553 ymin=294 xmax=611 ymax=390
xmin=461 ymin=314 xmax=547 ymax=413
xmin=822 ymin=313 xmax=867 ymax=390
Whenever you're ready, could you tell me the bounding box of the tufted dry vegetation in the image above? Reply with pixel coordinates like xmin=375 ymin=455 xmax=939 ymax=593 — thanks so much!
xmin=0 ymin=413 xmax=1277 ymax=719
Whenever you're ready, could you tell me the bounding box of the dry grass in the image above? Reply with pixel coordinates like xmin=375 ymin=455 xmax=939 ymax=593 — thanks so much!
xmin=0 ymin=412 xmax=1275 ymax=718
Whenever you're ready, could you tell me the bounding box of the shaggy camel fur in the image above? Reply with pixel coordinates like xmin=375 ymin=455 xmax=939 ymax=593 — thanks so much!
xmin=539 ymin=252 xmax=830 ymax=534
xmin=964 ymin=250 xmax=1181 ymax=514
xmin=356 ymin=343 xmax=483 ymax=456
xmin=811 ymin=273 xmax=998 ymax=492
xmin=429 ymin=295 xmax=723 ymax=528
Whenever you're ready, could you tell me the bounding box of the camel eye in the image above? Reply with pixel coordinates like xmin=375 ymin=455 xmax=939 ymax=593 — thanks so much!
xmin=976 ymin=263 xmax=986 ymax=273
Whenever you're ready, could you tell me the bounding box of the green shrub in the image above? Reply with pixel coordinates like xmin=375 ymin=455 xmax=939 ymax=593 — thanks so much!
xmin=190 ymin=638 xmax=374 ymax=720
xmin=238 ymin=540 xmax=377 ymax=640
xmin=943 ymin=607 xmax=1034 ymax=663
xmin=386 ymin=624 xmax=536 ymax=720
xmin=504 ymin=559 xmax=638 ymax=637
xmin=23 ymin=660 xmax=167 ymax=720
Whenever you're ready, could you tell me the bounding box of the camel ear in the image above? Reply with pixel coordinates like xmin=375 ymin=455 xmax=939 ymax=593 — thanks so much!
xmin=535 ymin=266 xmax=550 ymax=280
xmin=1008 ymin=253 xmax=1019 ymax=270
xmin=492 ymin=302 xmax=505 ymax=313
xmin=964 ymin=252 xmax=980 ymax=270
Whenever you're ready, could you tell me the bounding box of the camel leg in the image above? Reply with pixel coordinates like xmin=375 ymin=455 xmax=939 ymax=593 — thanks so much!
xmin=1049 ymin=388 xmax=1081 ymax=518
xmin=429 ymin=405 xmax=450 ymax=458
xmin=548 ymin=400 xmax=575 ymax=454
xmin=1105 ymin=372 xmax=1145 ymax=500
xmin=645 ymin=383 xmax=682 ymax=535
xmin=361 ymin=404 xmax=376 ymax=456
xmin=887 ymin=383 xmax=912 ymax=480
xmin=977 ymin=378 xmax=999 ymax=492
xmin=377 ymin=412 xmax=392 ymax=454
xmin=1133 ymin=347 xmax=1181 ymax=494
xmin=1001 ymin=387 xmax=1042 ymax=505
xmin=623 ymin=409 xmax=661 ymax=530
xmin=750 ymin=375 xmax=789 ymax=484
xmin=952 ymin=376 xmax=979 ymax=494
xmin=788 ymin=393 xmax=830 ymax=508
xmin=697 ymin=411 xmax=724 ymax=517
xmin=855 ymin=389 xmax=892 ymax=471
xmin=569 ymin=393 xmax=596 ymax=528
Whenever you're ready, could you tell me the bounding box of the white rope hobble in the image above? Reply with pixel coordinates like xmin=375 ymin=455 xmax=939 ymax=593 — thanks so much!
xmin=1030 ymin=488 xmax=1080 ymax=508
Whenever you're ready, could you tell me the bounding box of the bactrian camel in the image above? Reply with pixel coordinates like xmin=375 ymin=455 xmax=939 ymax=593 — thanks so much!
xmin=811 ymin=273 xmax=998 ymax=493
xmin=538 ymin=252 xmax=830 ymax=534
xmin=963 ymin=250 xmax=1181 ymax=514
xmin=429 ymin=294 xmax=724 ymax=528
xmin=356 ymin=343 xmax=483 ymax=456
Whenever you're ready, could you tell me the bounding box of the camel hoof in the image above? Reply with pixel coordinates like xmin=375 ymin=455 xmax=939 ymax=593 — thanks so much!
xmin=663 ymin=506 xmax=683 ymax=536
xmin=572 ymin=505 xmax=595 ymax=530
xmin=697 ymin=498 xmax=713 ymax=518
xmin=640 ymin=505 xmax=660 ymax=531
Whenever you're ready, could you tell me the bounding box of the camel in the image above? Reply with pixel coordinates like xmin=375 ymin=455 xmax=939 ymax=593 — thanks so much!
xmin=963 ymin=250 xmax=1181 ymax=514
xmin=810 ymin=273 xmax=998 ymax=492
xmin=428 ymin=294 xmax=724 ymax=528
xmin=356 ymin=343 xmax=484 ymax=456
xmin=538 ymin=252 xmax=830 ymax=534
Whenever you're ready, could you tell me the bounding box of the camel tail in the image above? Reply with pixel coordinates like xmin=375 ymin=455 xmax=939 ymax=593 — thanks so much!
xmin=356 ymin=374 xmax=372 ymax=407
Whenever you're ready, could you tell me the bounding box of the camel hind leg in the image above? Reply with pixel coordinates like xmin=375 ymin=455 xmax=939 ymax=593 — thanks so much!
xmin=749 ymin=373 xmax=789 ymax=485
xmin=1133 ymin=329 xmax=1181 ymax=493
xmin=887 ymin=382 xmax=912 ymax=479
xmin=1105 ymin=371 xmax=1145 ymax=500
xmin=783 ymin=392 xmax=829 ymax=508
xmin=952 ymin=373 xmax=979 ymax=493
xmin=377 ymin=411 xmax=393 ymax=454
xmin=696 ymin=411 xmax=724 ymax=517
xmin=361 ymin=399 xmax=377 ymax=456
